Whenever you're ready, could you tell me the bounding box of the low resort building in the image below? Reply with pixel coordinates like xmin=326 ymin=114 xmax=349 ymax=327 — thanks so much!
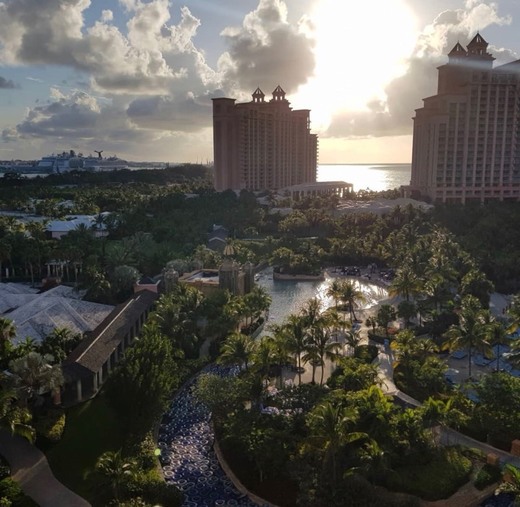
xmin=62 ymin=289 xmax=158 ymax=404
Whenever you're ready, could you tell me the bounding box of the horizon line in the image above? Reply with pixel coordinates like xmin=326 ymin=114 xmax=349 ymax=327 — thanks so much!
xmin=318 ymin=162 xmax=411 ymax=165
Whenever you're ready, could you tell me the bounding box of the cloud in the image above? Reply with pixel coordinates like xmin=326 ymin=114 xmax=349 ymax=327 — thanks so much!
xmin=326 ymin=0 xmax=513 ymax=139
xmin=218 ymin=0 xmax=315 ymax=94
xmin=1 ymin=127 xmax=19 ymax=142
xmin=127 ymin=92 xmax=212 ymax=132
xmin=101 ymin=9 xmax=113 ymax=22
xmin=0 ymin=0 xmax=211 ymax=95
xmin=0 ymin=76 xmax=18 ymax=89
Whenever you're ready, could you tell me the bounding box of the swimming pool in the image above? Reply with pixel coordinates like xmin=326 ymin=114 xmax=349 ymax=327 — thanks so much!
xmin=256 ymin=268 xmax=388 ymax=329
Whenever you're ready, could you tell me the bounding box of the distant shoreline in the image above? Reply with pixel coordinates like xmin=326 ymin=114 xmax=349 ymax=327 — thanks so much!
xmin=319 ymin=162 xmax=411 ymax=166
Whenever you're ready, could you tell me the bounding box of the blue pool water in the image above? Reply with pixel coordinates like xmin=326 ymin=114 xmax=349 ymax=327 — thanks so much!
xmin=256 ymin=268 xmax=388 ymax=330
xmin=159 ymin=364 xmax=258 ymax=507
xmin=480 ymin=493 xmax=514 ymax=507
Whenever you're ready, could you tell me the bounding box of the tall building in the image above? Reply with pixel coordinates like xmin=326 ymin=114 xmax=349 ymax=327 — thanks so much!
xmin=409 ymin=33 xmax=520 ymax=203
xmin=212 ymin=86 xmax=318 ymax=191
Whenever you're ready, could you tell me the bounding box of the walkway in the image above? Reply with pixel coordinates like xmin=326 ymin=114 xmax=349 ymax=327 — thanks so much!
xmin=0 ymin=429 xmax=90 ymax=507
xmin=374 ymin=344 xmax=520 ymax=468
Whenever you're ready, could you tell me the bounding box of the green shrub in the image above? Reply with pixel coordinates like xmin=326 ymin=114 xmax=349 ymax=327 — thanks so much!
xmin=386 ymin=448 xmax=472 ymax=500
xmin=354 ymin=344 xmax=378 ymax=363
xmin=34 ymin=409 xmax=66 ymax=442
xmin=0 ymin=478 xmax=37 ymax=506
xmin=133 ymin=433 xmax=157 ymax=470
xmin=0 ymin=464 xmax=10 ymax=481
xmin=368 ymin=331 xmax=393 ymax=345
xmin=125 ymin=473 xmax=183 ymax=506
xmin=474 ymin=464 xmax=502 ymax=490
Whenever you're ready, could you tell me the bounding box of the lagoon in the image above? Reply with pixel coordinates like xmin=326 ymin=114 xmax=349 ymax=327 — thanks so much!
xmin=256 ymin=268 xmax=388 ymax=330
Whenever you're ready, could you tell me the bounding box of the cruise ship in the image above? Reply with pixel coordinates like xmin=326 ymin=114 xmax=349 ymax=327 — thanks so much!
xmin=36 ymin=150 xmax=129 ymax=173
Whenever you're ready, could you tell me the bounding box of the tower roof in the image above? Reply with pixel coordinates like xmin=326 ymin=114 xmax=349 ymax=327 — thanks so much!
xmin=466 ymin=32 xmax=494 ymax=61
xmin=252 ymin=87 xmax=265 ymax=103
xmin=467 ymin=32 xmax=488 ymax=48
xmin=448 ymin=42 xmax=467 ymax=56
xmin=270 ymin=85 xmax=288 ymax=104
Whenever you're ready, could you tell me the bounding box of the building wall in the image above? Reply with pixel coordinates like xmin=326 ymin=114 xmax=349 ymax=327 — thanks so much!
xmin=410 ymin=35 xmax=520 ymax=203
xmin=213 ymin=87 xmax=318 ymax=192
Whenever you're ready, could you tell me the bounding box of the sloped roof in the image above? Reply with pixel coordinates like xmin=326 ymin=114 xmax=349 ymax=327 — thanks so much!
xmin=448 ymin=42 xmax=466 ymax=55
xmin=64 ymin=290 xmax=158 ymax=378
xmin=0 ymin=283 xmax=113 ymax=345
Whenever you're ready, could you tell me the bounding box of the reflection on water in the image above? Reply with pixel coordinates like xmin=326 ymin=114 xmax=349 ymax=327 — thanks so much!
xmin=257 ymin=268 xmax=388 ymax=329
xmin=318 ymin=163 xmax=411 ymax=192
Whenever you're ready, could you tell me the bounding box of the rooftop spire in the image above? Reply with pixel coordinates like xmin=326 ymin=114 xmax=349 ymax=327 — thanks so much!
xmin=466 ymin=32 xmax=494 ymax=61
xmin=271 ymin=85 xmax=286 ymax=102
xmin=252 ymin=87 xmax=265 ymax=103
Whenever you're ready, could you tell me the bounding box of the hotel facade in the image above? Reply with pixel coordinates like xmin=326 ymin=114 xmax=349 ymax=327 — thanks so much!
xmin=409 ymin=34 xmax=520 ymax=203
xmin=212 ymin=86 xmax=318 ymax=192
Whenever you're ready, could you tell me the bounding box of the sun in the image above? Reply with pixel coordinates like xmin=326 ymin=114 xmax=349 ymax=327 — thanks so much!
xmin=295 ymin=0 xmax=418 ymax=132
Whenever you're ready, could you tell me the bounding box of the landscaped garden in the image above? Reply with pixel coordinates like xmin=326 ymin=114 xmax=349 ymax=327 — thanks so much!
xmin=1 ymin=174 xmax=520 ymax=506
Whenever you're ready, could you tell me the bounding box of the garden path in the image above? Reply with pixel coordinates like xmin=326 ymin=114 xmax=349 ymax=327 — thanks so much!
xmin=0 ymin=429 xmax=90 ymax=507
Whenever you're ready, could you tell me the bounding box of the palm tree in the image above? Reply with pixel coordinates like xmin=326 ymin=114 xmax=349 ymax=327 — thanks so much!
xmin=300 ymin=297 xmax=323 ymax=329
xmin=95 ymin=450 xmax=138 ymax=501
xmin=376 ymin=304 xmax=397 ymax=338
xmin=310 ymin=325 xmax=341 ymax=385
xmin=496 ymin=464 xmax=520 ymax=502
xmin=487 ymin=318 xmax=509 ymax=372
xmin=308 ymin=401 xmax=366 ymax=484
xmin=0 ymin=381 xmax=35 ymax=442
xmin=421 ymin=397 xmax=458 ymax=446
xmin=507 ymin=294 xmax=520 ymax=334
xmin=390 ymin=265 xmax=418 ymax=302
xmin=267 ymin=331 xmax=293 ymax=388
xmin=8 ymin=352 xmax=64 ymax=407
xmin=0 ymin=238 xmax=12 ymax=282
xmin=365 ymin=315 xmax=378 ymax=334
xmin=13 ymin=337 xmax=37 ymax=359
xmin=507 ymin=338 xmax=520 ymax=369
xmin=218 ymin=332 xmax=256 ymax=371
xmin=339 ymin=280 xmax=366 ymax=323
xmin=243 ymin=286 xmax=272 ymax=330
xmin=445 ymin=295 xmax=492 ymax=379
xmin=252 ymin=337 xmax=275 ymax=380
xmin=344 ymin=327 xmax=361 ymax=356
xmin=283 ymin=315 xmax=308 ymax=385
xmin=25 ymin=220 xmax=49 ymax=278
xmin=0 ymin=317 xmax=16 ymax=365
xmin=391 ymin=329 xmax=419 ymax=385
xmin=326 ymin=279 xmax=343 ymax=310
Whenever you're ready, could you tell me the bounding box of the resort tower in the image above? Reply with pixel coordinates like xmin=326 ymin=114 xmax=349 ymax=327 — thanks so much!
xmin=409 ymin=33 xmax=520 ymax=203
xmin=212 ymin=86 xmax=318 ymax=192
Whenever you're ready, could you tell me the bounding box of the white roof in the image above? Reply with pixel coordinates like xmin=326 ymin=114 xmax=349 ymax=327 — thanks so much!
xmin=46 ymin=216 xmax=97 ymax=233
xmin=336 ymin=198 xmax=433 ymax=216
xmin=0 ymin=283 xmax=113 ymax=345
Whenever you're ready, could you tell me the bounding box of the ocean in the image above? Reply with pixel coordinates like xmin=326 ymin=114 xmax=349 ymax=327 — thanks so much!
xmin=8 ymin=163 xmax=413 ymax=192
xmin=318 ymin=163 xmax=411 ymax=192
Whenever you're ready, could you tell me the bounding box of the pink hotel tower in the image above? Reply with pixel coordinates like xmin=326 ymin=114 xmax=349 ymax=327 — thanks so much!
xmin=212 ymin=86 xmax=318 ymax=192
xmin=410 ymin=33 xmax=520 ymax=203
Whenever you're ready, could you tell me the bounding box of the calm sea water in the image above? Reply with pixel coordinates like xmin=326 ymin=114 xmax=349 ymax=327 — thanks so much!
xmin=318 ymin=163 xmax=411 ymax=192
xmin=11 ymin=163 xmax=412 ymax=192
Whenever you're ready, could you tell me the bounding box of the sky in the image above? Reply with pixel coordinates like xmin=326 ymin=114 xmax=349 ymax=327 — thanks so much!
xmin=1 ymin=0 xmax=520 ymax=163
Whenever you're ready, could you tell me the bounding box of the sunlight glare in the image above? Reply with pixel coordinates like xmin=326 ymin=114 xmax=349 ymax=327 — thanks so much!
xmin=296 ymin=0 xmax=418 ymax=132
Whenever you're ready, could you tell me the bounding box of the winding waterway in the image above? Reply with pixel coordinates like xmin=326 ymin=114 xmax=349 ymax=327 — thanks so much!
xmin=159 ymin=271 xmax=389 ymax=506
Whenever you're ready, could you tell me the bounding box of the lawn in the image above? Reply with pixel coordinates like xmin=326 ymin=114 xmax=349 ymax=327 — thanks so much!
xmin=386 ymin=447 xmax=473 ymax=501
xmin=44 ymin=393 xmax=126 ymax=505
